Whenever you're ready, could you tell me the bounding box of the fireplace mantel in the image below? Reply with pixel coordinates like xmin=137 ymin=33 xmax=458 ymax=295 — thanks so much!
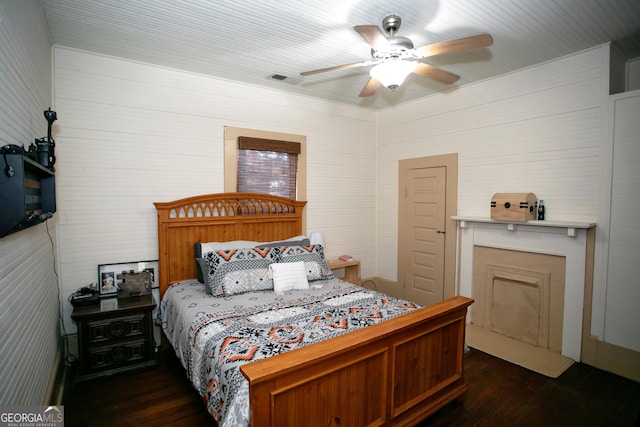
xmin=452 ymin=216 xmax=595 ymax=237
xmin=453 ymin=216 xmax=595 ymax=361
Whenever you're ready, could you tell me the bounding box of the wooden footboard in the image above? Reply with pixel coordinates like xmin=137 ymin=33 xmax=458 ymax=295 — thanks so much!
xmin=241 ymin=296 xmax=473 ymax=427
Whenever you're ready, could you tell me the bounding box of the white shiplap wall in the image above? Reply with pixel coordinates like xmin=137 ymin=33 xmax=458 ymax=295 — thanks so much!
xmin=604 ymin=90 xmax=640 ymax=352
xmin=52 ymin=47 xmax=377 ymax=333
xmin=375 ymin=46 xmax=607 ymax=282
xmin=374 ymin=45 xmax=640 ymax=352
xmin=0 ymin=1 xmax=60 ymax=405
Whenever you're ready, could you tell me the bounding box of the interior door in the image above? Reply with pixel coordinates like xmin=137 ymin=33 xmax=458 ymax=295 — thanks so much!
xmin=400 ymin=166 xmax=447 ymax=306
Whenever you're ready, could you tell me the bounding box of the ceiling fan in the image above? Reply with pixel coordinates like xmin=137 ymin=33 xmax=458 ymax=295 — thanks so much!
xmin=300 ymin=14 xmax=493 ymax=97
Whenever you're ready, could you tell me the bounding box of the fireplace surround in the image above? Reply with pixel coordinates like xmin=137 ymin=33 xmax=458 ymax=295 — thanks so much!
xmin=453 ymin=217 xmax=595 ymax=362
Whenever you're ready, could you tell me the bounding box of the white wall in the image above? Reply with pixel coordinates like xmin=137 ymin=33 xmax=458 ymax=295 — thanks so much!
xmin=52 ymin=47 xmax=377 ymax=333
xmin=374 ymin=46 xmax=640 ymax=352
xmin=0 ymin=1 xmax=60 ymax=405
xmin=603 ymin=90 xmax=640 ymax=352
xmin=376 ymin=46 xmax=607 ymax=280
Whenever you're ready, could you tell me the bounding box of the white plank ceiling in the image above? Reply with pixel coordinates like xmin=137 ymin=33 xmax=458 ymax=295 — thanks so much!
xmin=39 ymin=0 xmax=640 ymax=109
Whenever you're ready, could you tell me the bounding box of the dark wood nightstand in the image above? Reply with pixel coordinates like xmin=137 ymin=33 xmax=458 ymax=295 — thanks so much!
xmin=71 ymin=294 xmax=157 ymax=381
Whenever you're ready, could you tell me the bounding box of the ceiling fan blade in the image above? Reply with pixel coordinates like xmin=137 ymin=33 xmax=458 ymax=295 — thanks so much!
xmin=354 ymin=25 xmax=392 ymax=51
xmin=300 ymin=61 xmax=368 ymax=76
xmin=414 ymin=33 xmax=493 ymax=58
xmin=359 ymin=78 xmax=381 ymax=97
xmin=412 ymin=63 xmax=460 ymax=84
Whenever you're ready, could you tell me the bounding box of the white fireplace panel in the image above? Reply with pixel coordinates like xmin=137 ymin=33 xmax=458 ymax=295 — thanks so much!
xmin=455 ymin=218 xmax=594 ymax=361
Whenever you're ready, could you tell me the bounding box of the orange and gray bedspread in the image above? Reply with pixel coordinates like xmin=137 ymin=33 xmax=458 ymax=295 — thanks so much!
xmin=161 ymin=278 xmax=420 ymax=426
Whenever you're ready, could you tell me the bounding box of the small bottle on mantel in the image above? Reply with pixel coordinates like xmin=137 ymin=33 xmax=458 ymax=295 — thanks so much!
xmin=537 ymin=200 xmax=545 ymax=220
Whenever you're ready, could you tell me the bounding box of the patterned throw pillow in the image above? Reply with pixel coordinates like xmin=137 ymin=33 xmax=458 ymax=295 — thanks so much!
xmin=269 ymin=244 xmax=334 ymax=282
xmin=194 ymin=236 xmax=310 ymax=283
xmin=198 ymin=247 xmax=274 ymax=296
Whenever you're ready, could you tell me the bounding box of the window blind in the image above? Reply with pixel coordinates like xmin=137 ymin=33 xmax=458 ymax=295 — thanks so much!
xmin=237 ymin=137 xmax=299 ymax=199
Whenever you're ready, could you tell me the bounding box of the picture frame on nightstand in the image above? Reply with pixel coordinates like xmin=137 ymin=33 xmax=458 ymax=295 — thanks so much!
xmin=98 ymin=271 xmax=117 ymax=297
xmin=98 ymin=260 xmax=159 ymax=297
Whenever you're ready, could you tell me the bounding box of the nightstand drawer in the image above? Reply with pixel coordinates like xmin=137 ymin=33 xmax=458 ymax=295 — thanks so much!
xmin=87 ymin=313 xmax=146 ymax=344
xmin=88 ymin=339 xmax=148 ymax=371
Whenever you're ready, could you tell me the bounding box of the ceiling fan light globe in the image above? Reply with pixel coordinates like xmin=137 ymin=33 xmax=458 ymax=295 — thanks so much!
xmin=370 ymin=61 xmax=416 ymax=89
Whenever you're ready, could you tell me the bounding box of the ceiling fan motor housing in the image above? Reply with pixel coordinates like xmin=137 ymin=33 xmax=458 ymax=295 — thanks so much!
xmin=372 ymin=15 xmax=414 ymax=59
xmin=372 ymin=36 xmax=414 ymax=59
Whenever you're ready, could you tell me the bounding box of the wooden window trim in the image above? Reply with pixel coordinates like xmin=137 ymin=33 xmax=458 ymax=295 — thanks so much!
xmin=224 ymin=126 xmax=307 ymax=205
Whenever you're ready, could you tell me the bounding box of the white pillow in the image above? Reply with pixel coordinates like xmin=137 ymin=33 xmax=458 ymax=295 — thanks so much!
xmin=270 ymin=261 xmax=309 ymax=293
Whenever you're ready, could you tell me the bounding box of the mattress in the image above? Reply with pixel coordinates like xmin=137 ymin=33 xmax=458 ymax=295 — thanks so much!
xmin=161 ymin=278 xmax=421 ymax=426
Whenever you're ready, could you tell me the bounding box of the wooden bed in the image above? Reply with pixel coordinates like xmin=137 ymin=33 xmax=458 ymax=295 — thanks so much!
xmin=154 ymin=192 xmax=473 ymax=427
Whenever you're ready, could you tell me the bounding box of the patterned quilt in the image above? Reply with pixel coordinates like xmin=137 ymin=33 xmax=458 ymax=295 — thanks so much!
xmin=161 ymin=278 xmax=421 ymax=426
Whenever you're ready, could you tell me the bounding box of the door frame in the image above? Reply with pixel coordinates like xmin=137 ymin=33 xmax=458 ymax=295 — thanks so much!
xmin=398 ymin=153 xmax=458 ymax=301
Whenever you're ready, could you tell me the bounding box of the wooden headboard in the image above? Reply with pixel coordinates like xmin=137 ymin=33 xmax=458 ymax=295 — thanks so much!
xmin=154 ymin=192 xmax=306 ymax=297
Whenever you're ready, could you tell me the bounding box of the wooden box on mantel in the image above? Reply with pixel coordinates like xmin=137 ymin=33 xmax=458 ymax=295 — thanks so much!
xmin=490 ymin=193 xmax=537 ymax=221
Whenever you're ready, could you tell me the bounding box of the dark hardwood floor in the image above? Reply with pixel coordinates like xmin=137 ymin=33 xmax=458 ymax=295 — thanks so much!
xmin=62 ymin=350 xmax=211 ymax=427
xmin=62 ymin=348 xmax=640 ymax=427
xmin=419 ymin=350 xmax=640 ymax=427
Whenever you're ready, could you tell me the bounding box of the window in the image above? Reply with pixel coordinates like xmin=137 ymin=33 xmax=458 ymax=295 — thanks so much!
xmin=237 ymin=137 xmax=300 ymax=199
xmin=223 ymin=126 xmax=306 ymax=202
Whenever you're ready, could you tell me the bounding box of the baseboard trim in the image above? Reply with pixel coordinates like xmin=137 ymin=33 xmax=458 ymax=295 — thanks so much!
xmin=44 ymin=337 xmax=67 ymax=405
xmin=581 ymin=335 xmax=640 ymax=383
